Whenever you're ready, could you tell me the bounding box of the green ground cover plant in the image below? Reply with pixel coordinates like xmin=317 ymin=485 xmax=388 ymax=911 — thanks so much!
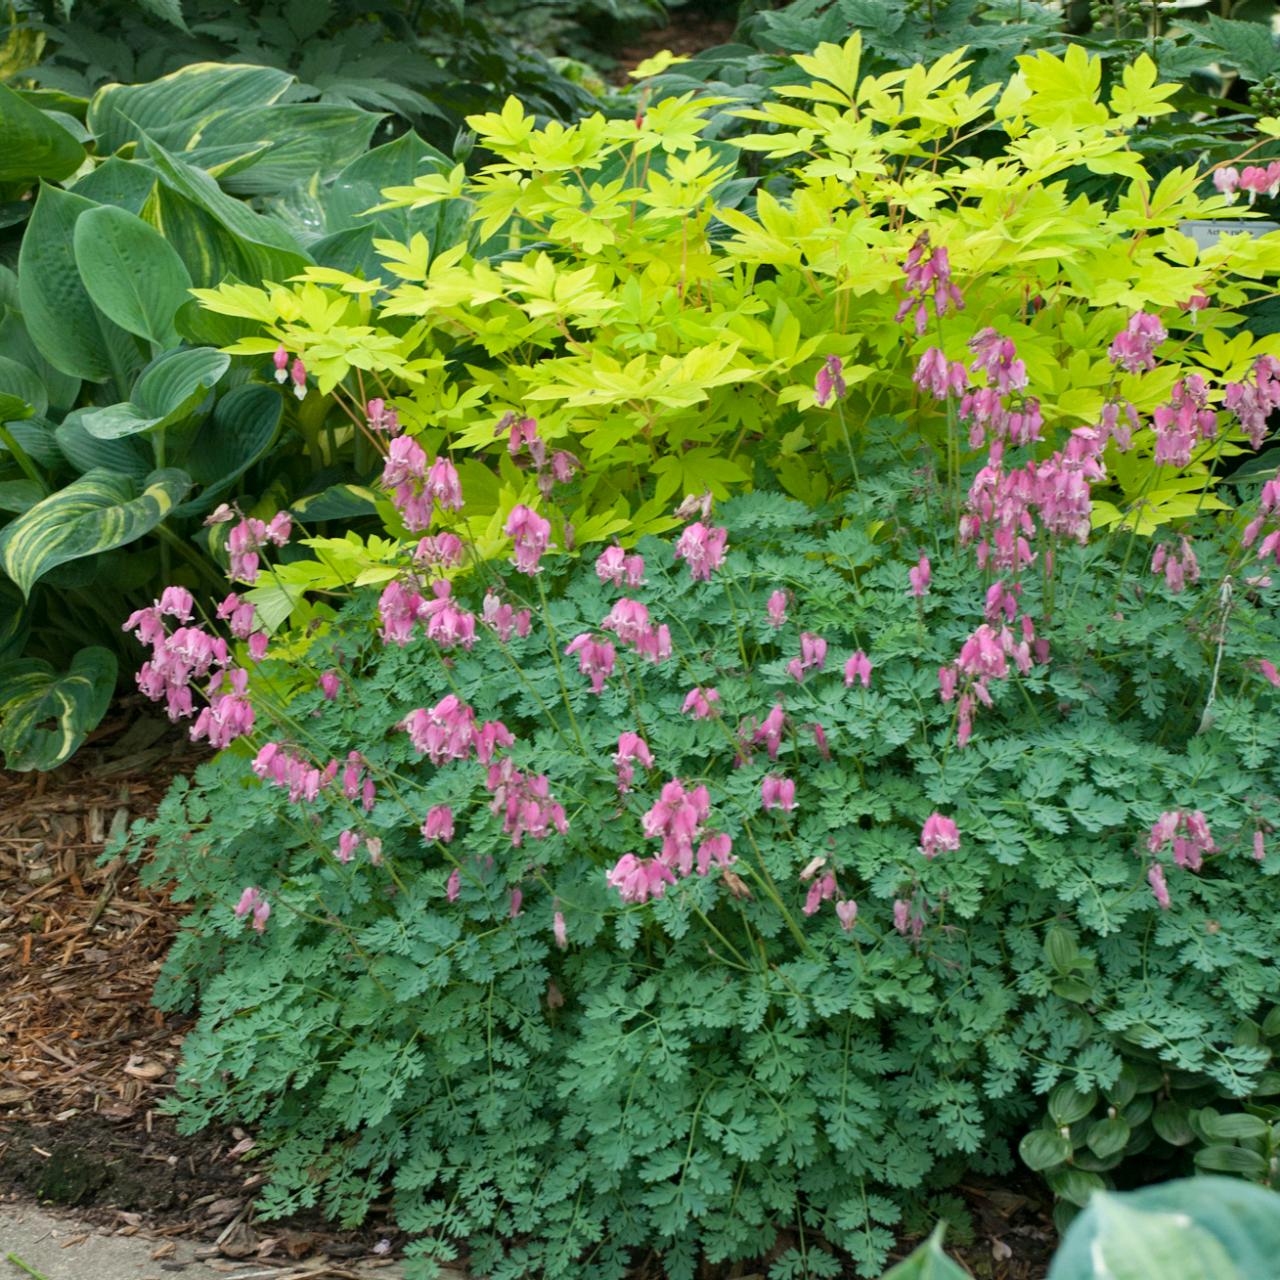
xmin=122 ymin=213 xmax=1280 ymax=1270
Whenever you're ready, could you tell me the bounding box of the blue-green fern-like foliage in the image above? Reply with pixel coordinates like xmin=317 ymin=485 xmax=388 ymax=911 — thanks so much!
xmin=128 ymin=454 xmax=1280 ymax=1279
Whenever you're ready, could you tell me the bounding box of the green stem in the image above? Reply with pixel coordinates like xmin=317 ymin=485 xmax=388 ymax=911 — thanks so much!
xmin=0 ymin=426 xmax=46 ymax=493
xmin=6 ymin=1254 xmax=52 ymax=1280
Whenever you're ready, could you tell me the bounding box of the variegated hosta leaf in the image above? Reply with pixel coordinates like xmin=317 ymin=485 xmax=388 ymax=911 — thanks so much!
xmin=0 ymin=646 xmax=116 ymax=771
xmin=0 ymin=466 xmax=191 ymax=597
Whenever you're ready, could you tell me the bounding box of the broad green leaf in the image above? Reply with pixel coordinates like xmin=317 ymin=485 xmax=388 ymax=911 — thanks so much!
xmin=194 ymin=104 xmax=382 ymax=197
xmin=0 ymin=466 xmax=191 ymax=596
xmin=1020 ymin=1128 xmax=1072 ymax=1171
xmin=0 ymin=355 xmax=48 ymax=420
xmin=73 ymin=205 xmax=193 ymax=346
xmin=17 ymin=184 xmax=142 ymax=384
xmin=1085 ymin=1116 xmax=1131 ymax=1160
xmin=181 ymin=382 xmax=282 ymax=498
xmin=143 ymin=183 xmax=264 ymax=290
xmin=0 ymin=479 xmax=44 ymax=513
xmin=0 ymin=581 xmax=30 ymax=662
xmin=55 ymin=410 xmax=151 ymax=480
xmin=0 ymin=293 xmax=82 ymax=412
xmin=1049 ymin=1188 xmax=1240 ymax=1280
xmin=87 ymin=63 xmax=293 ymax=154
xmin=143 ymin=138 xmax=311 ymax=281
xmin=70 ymin=156 xmax=158 ymax=213
xmin=289 ymin=483 xmax=379 ymax=521
xmin=0 ymin=646 xmax=116 ymax=771
xmin=80 ymin=347 xmax=230 ymax=441
xmin=1194 ymin=1144 xmax=1269 ymax=1176
xmin=0 ymin=81 xmax=85 ymax=182
xmin=880 ymin=1225 xmax=968 ymax=1279
xmin=324 ymin=130 xmax=461 ymax=247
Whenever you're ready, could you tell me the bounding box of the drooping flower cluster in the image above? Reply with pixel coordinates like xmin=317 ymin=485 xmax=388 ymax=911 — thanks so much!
xmin=380 ymin=439 xmax=463 ymax=532
xmin=1240 ymin=479 xmax=1280 ymax=576
xmin=1148 ymin=809 xmax=1216 ymax=872
xmin=682 ymin=686 xmax=720 ymax=719
xmin=413 ymin=532 xmax=465 ymax=570
xmin=844 ymin=651 xmax=872 ymax=688
xmin=378 ymin=579 xmax=476 ymax=650
xmin=505 ymin=504 xmax=553 ymax=575
xmin=366 ymin=397 xmax=401 ymax=435
xmin=341 ymin=750 xmax=377 ymax=812
xmin=234 ymin=885 xmax=271 ymax=933
xmin=565 ymin=633 xmax=617 ymax=693
xmin=1213 ymin=162 xmax=1280 ymax=204
xmin=607 ymin=779 xmax=734 ymax=903
xmin=956 ymin=328 xmax=1042 ymax=449
xmin=761 ymin=775 xmax=796 ymax=812
xmin=920 ymin=813 xmax=960 ymax=859
xmin=614 ymin=732 xmax=654 ymax=793
xmin=596 ymin=545 xmax=646 ymax=588
xmin=1152 ymin=375 xmax=1216 ymax=468
xmin=226 ymin=512 xmax=292 ymax=584
xmin=1225 ymin=355 xmax=1280 ymax=449
xmin=798 ymin=856 xmax=856 ymax=929
xmin=786 ymin=632 xmax=827 ymax=682
xmin=125 ymin=590 xmax=259 ymax=749
xmin=1108 ymin=312 xmax=1166 ymax=374
xmin=674 ymin=522 xmax=728 ymax=582
xmin=485 ymin=758 xmax=568 ymax=847
xmin=494 ymin=412 xmax=580 ymax=498
xmin=400 ymin=695 xmax=512 ymax=767
xmin=252 ymin=742 xmax=338 ymax=804
xmin=599 ymin=598 xmax=671 ymax=663
xmin=1151 ymin=537 xmax=1200 ymax=593
xmin=895 ymin=232 xmax=964 ymax=335
xmin=482 ymin=591 xmax=532 ymax=643
xmin=815 ymin=354 xmax=846 ymax=407
xmin=939 ymin=616 xmax=1044 ymax=746
xmin=422 ymin=805 xmax=454 ymax=844
xmin=745 ymin=702 xmax=788 ymax=762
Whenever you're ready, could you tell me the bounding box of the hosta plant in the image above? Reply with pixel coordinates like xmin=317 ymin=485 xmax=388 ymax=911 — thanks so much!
xmin=124 ymin=302 xmax=1280 ymax=1276
xmin=193 ymin=38 xmax=1280 ymax=620
xmin=0 ymin=61 xmax=465 ymax=766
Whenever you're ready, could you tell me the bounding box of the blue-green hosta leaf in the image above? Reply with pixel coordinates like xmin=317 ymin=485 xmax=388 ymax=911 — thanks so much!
xmin=0 ymin=298 xmax=83 ymax=413
xmin=181 ymin=382 xmax=282 ymax=495
xmin=0 ymin=82 xmax=86 ymax=183
xmin=80 ymin=348 xmax=230 ymax=440
xmin=17 ymin=184 xmax=143 ymax=384
xmin=0 ymin=355 xmax=48 ymax=420
xmin=288 ymin=483 xmax=378 ymax=521
xmin=192 ymin=104 xmax=382 ymax=197
xmin=325 ymin=130 xmax=462 ymax=247
xmin=0 ymin=467 xmax=191 ymax=597
xmin=55 ymin=410 xmax=151 ymax=480
xmin=87 ymin=63 xmax=293 ymax=154
xmin=70 ymin=156 xmax=158 ymax=214
xmin=0 ymin=646 xmax=116 ymax=771
xmin=142 ymin=138 xmax=311 ymax=282
xmin=1048 ymin=1182 xmax=1258 ymax=1280
xmin=73 ymin=206 xmax=193 ymax=346
xmin=0 ymin=479 xmax=45 ymax=513
xmin=881 ymin=1225 xmax=969 ymax=1279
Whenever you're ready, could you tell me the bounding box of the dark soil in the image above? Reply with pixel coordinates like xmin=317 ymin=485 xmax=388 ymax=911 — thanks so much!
xmin=610 ymin=13 xmax=739 ymax=81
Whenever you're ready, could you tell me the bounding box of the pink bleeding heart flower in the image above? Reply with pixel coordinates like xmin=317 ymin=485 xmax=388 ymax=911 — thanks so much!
xmin=920 ymin=813 xmax=959 ymax=858
xmin=422 ymin=805 xmax=454 ymax=843
xmin=761 ymin=775 xmax=796 ymax=813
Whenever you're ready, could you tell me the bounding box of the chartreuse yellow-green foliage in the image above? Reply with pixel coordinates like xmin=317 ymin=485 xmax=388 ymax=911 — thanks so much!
xmin=195 ymin=38 xmax=1280 ymax=583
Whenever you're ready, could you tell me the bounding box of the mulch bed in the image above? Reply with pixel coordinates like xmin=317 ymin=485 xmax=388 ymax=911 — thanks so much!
xmin=0 ymin=705 xmax=403 ymax=1271
xmin=609 ymin=14 xmax=738 ymax=82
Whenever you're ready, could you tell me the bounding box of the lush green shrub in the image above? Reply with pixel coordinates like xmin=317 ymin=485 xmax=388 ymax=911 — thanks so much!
xmin=126 ymin=278 xmax=1280 ymax=1272
xmin=191 ymin=40 xmax=1280 ymax=627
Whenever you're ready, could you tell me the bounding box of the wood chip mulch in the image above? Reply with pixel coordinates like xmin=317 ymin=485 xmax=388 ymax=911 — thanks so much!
xmin=0 ymin=702 xmax=205 ymax=1124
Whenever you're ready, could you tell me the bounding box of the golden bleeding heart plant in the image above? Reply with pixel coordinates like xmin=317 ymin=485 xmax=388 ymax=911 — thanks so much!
xmin=193 ymin=39 xmax=1280 ymax=605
